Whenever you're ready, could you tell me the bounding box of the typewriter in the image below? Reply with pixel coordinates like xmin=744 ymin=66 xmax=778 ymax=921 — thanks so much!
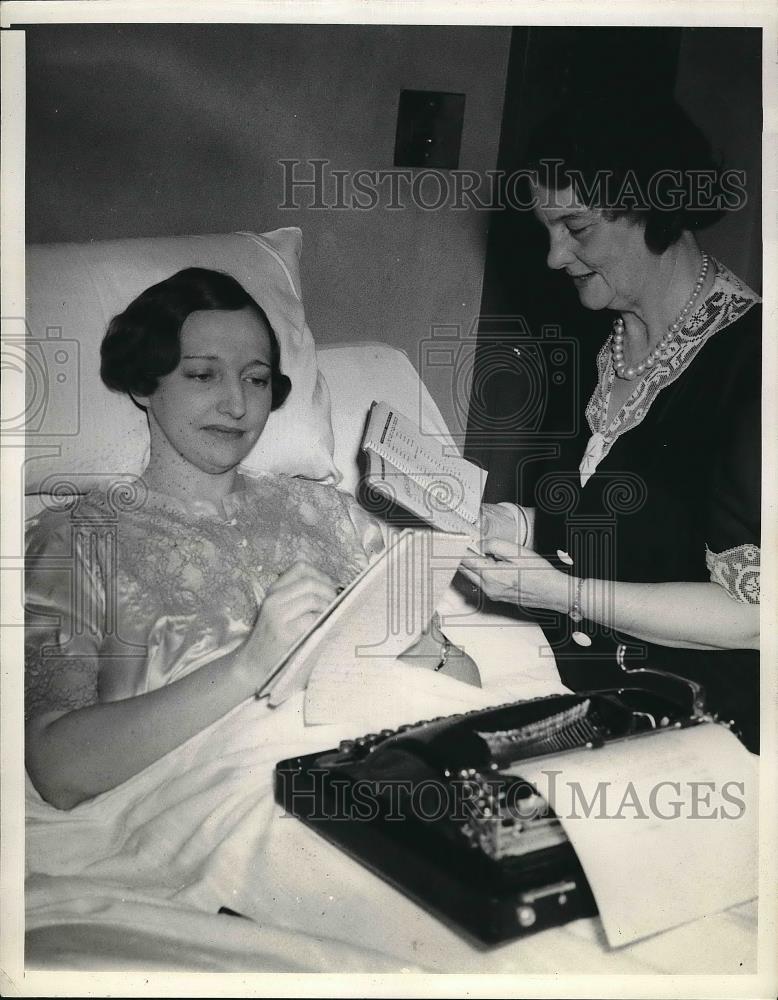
xmin=274 ymin=670 xmax=716 ymax=946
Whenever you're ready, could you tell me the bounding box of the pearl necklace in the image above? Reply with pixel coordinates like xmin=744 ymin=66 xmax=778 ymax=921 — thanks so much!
xmin=611 ymin=252 xmax=709 ymax=380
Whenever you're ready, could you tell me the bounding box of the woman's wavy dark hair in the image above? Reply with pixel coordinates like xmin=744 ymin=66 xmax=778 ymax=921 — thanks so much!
xmin=525 ymin=94 xmax=728 ymax=253
xmin=100 ymin=267 xmax=292 ymax=410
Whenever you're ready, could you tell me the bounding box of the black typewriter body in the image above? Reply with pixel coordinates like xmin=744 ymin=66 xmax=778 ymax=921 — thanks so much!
xmin=274 ymin=678 xmax=713 ymax=946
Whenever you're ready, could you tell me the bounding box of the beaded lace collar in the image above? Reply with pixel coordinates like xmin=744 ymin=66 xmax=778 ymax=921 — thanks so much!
xmin=582 ymin=259 xmax=761 ymax=475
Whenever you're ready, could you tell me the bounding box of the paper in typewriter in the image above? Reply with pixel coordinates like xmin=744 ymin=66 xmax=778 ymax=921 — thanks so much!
xmin=264 ymin=527 xmax=470 ymax=717
xmin=362 ymin=401 xmax=486 ymax=536
xmin=510 ymin=723 xmax=758 ymax=947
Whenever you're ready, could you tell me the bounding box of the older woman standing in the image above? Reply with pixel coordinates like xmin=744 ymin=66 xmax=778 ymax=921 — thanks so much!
xmin=462 ymin=97 xmax=761 ymax=749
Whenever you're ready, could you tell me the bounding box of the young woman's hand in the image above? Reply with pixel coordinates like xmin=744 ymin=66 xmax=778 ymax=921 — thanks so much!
xmin=240 ymin=561 xmax=340 ymax=685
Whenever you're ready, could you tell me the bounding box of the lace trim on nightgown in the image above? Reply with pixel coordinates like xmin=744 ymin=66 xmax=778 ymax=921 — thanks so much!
xmin=85 ymin=475 xmax=370 ymax=634
xmin=24 ymin=474 xmax=376 ymax=719
xmin=24 ymin=525 xmax=109 ymax=720
xmin=24 ymin=652 xmax=101 ymax=721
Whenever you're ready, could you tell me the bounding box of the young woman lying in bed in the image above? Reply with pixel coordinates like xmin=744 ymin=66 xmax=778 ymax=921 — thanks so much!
xmin=25 ymin=268 xmax=479 ymax=810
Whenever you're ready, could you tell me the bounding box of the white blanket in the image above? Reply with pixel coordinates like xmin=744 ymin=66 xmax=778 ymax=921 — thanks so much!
xmin=25 ymin=591 xmax=758 ymax=974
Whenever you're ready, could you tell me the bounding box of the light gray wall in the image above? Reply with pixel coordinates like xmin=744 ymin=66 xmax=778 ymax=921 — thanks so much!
xmin=26 ymin=23 xmax=512 ymax=434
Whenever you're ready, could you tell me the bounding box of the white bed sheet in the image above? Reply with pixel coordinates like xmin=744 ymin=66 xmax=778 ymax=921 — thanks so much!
xmin=25 ymin=584 xmax=759 ymax=975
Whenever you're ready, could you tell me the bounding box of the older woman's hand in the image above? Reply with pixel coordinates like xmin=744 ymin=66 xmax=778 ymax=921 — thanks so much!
xmin=459 ymin=537 xmax=569 ymax=612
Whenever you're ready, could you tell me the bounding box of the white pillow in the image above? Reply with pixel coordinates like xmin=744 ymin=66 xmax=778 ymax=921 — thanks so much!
xmin=23 ymin=228 xmax=339 ymax=495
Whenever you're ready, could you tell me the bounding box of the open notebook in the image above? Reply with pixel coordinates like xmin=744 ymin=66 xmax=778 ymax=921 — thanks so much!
xmin=259 ymin=527 xmax=472 ymax=713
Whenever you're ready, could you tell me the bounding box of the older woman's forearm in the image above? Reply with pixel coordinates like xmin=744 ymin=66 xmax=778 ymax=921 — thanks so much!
xmin=25 ymin=647 xmax=260 ymax=811
xmin=579 ymin=578 xmax=760 ymax=652
xmin=460 ymin=543 xmax=759 ymax=652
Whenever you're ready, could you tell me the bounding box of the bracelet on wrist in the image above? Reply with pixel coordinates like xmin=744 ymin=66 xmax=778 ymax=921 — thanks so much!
xmin=568 ymin=577 xmax=592 ymax=647
xmin=431 ymin=611 xmax=451 ymax=671
xmin=569 ymin=576 xmax=585 ymax=622
xmin=434 ymin=633 xmax=452 ymax=671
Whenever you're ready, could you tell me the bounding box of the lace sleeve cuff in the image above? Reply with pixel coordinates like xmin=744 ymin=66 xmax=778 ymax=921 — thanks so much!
xmin=705 ymin=543 xmax=760 ymax=604
xmin=24 ymin=647 xmax=101 ymax=721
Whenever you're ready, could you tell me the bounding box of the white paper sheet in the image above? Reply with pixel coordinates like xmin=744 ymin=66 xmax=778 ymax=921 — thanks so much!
xmin=302 ymin=529 xmax=472 ymax=724
xmin=510 ymin=723 xmax=758 ymax=947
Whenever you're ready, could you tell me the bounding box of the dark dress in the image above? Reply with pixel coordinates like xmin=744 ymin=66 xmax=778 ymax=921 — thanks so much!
xmin=529 ymin=263 xmax=761 ymax=751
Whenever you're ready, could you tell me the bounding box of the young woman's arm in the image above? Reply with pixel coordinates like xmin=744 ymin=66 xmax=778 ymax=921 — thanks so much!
xmin=26 ymin=562 xmax=338 ymax=810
